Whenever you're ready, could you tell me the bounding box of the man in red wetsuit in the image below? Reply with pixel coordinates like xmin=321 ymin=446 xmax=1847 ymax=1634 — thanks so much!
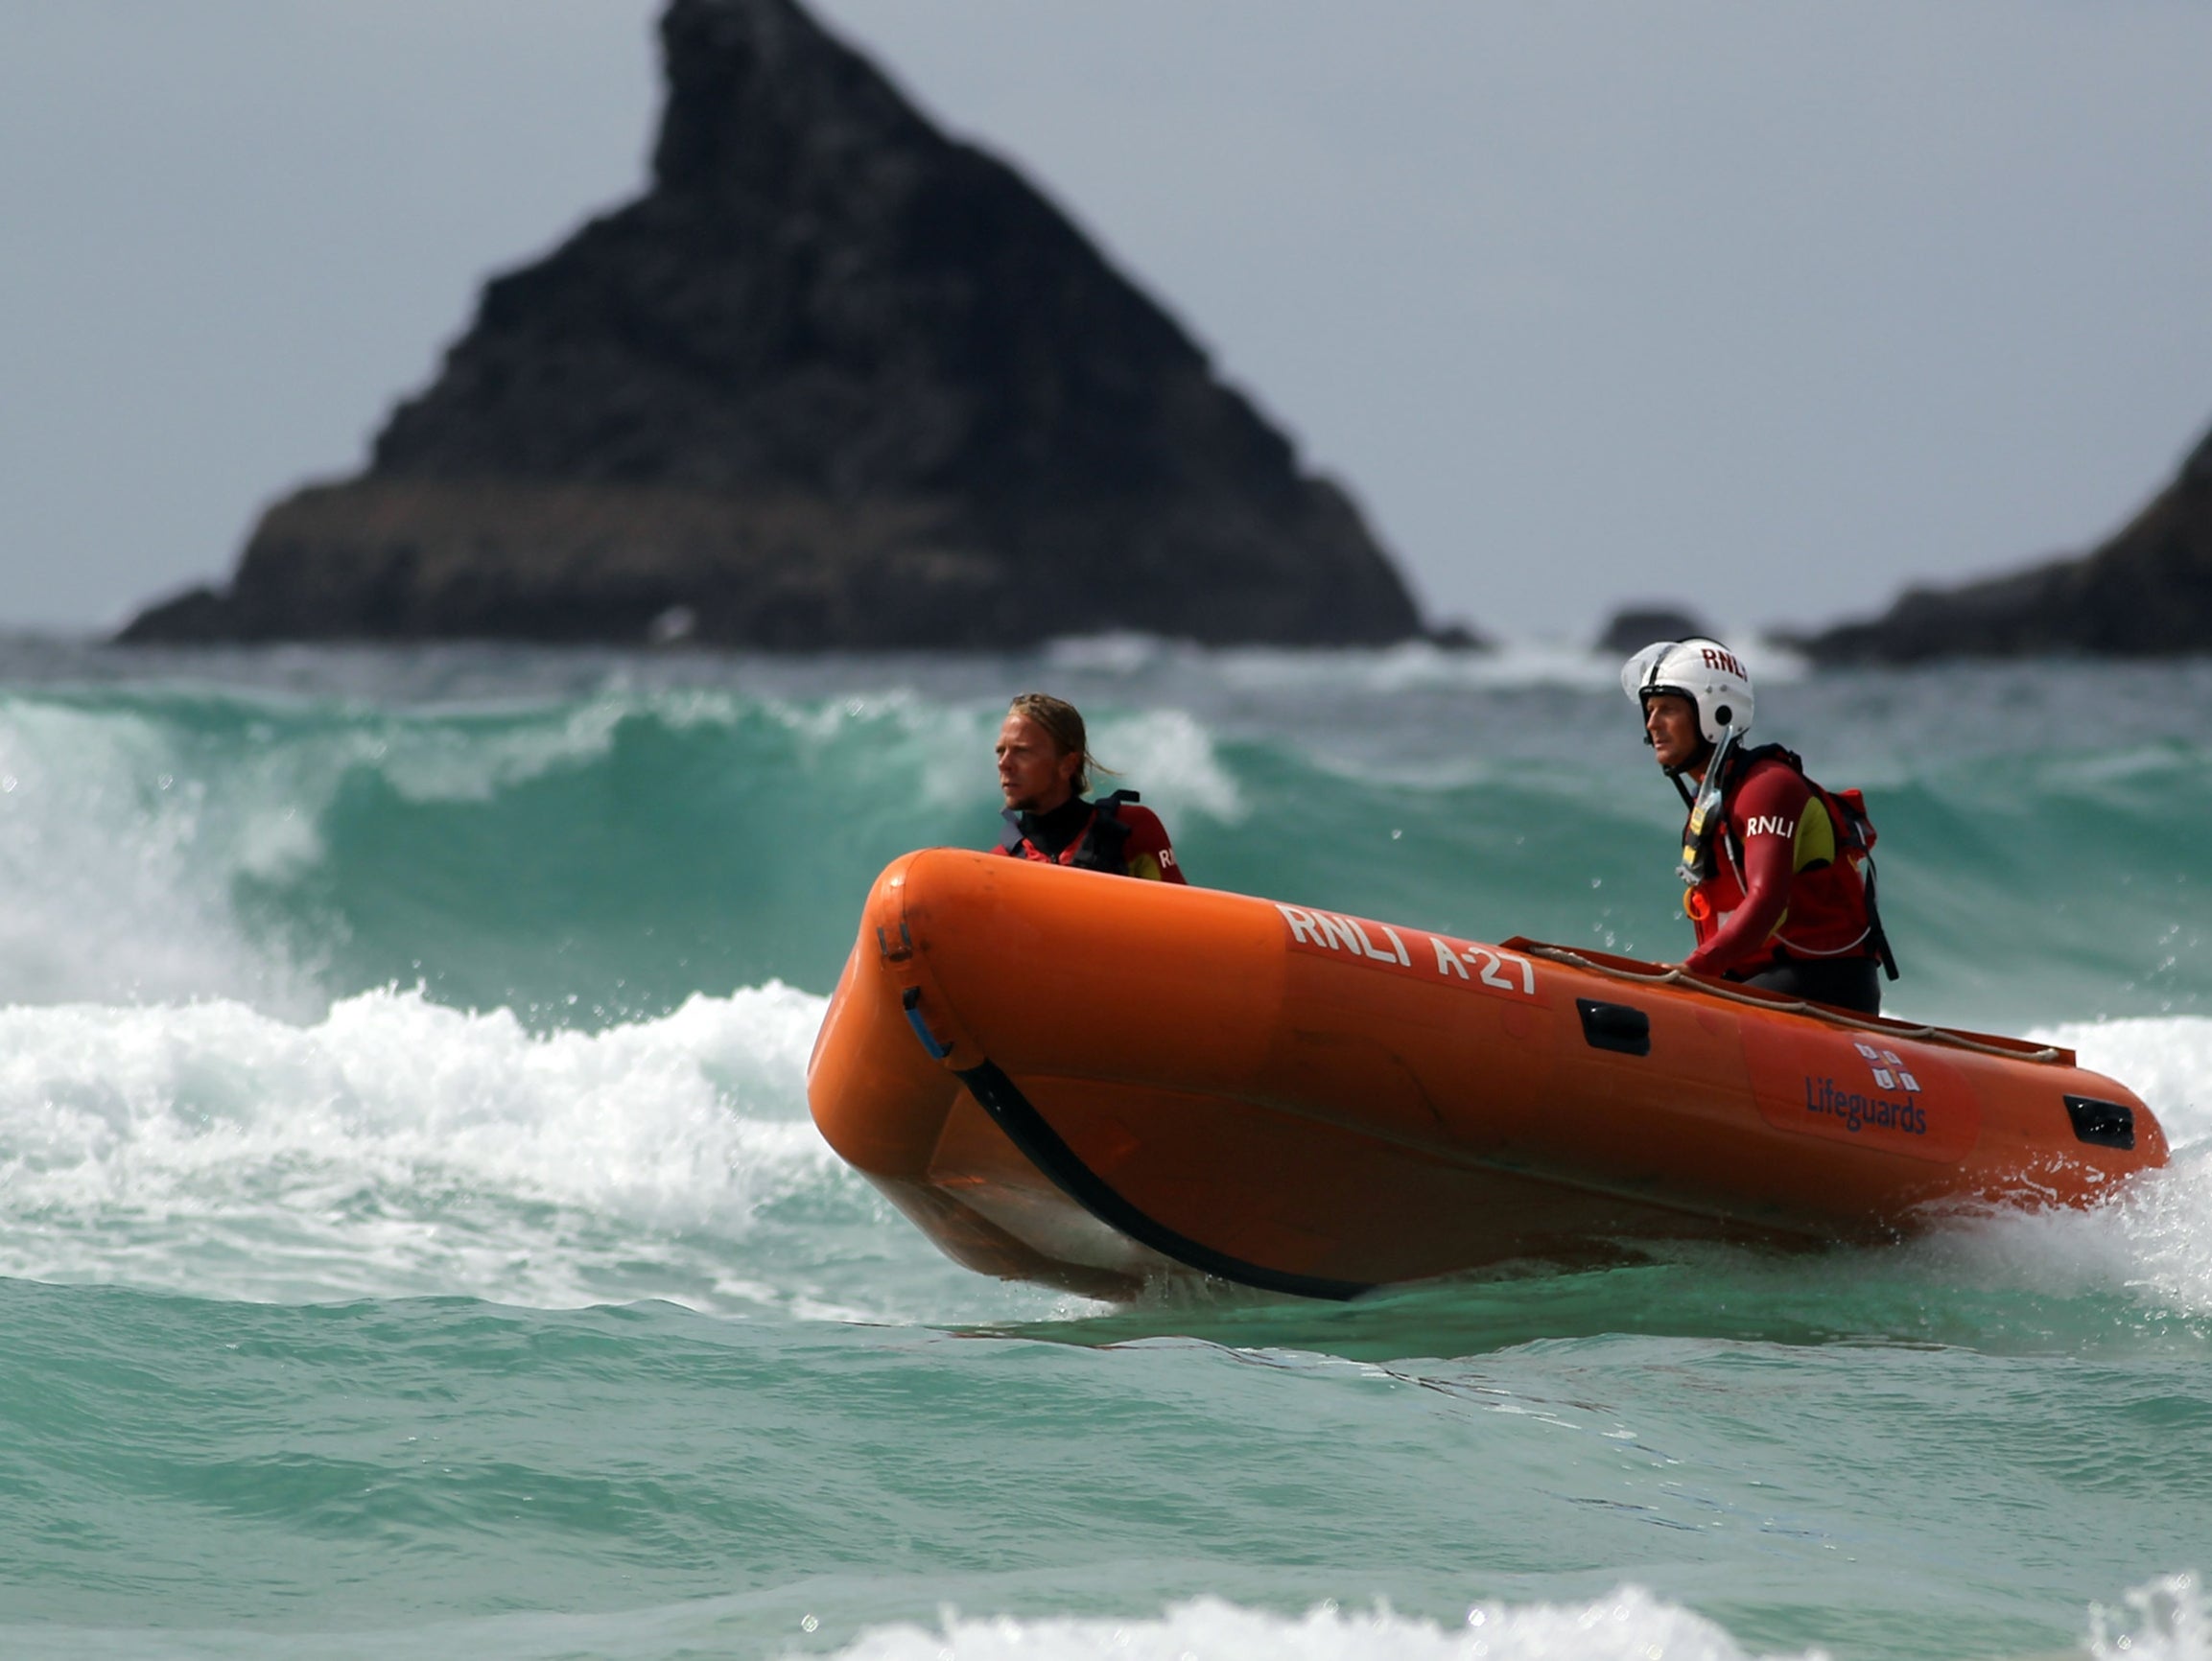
xmin=991 ymin=693 xmax=1188 ymax=883
xmin=1622 ymin=639 xmax=1894 ymax=1013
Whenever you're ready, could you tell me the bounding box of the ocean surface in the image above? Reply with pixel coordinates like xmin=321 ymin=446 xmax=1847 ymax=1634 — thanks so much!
xmin=0 ymin=635 xmax=2205 ymax=1661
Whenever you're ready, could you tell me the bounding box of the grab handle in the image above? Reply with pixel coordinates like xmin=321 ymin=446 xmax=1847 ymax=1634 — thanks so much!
xmin=1577 ymin=998 xmax=1652 ymax=1057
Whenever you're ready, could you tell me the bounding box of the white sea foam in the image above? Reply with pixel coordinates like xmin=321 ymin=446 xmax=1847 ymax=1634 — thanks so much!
xmin=1042 ymin=631 xmax=1178 ymax=677
xmin=0 ymin=983 xmax=851 ymax=1311
xmin=903 ymin=695 xmax=1003 ymax=810
xmin=803 ymin=1573 xmax=2212 ymax=1661
xmin=1090 ymin=705 xmax=1245 ymax=824
xmin=808 ymin=1585 xmax=1824 ymax=1661
xmin=369 ymin=698 xmax=632 ymax=804
xmin=2092 ymin=1575 xmax=2209 ymax=1661
xmin=1045 ymin=629 xmax=1634 ymax=694
xmin=1203 ymin=635 xmax=1807 ymax=697
xmin=0 ymin=694 xmax=305 ymax=1009
xmin=1895 ymin=1017 xmax=2212 ymax=1316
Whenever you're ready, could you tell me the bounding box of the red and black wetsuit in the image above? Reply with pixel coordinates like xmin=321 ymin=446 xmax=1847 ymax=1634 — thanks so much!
xmin=995 ymin=790 xmax=1187 ymax=883
xmin=1683 ymin=747 xmax=1882 ymax=1011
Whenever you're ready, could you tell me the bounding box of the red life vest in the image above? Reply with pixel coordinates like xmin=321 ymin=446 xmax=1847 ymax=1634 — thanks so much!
xmin=1682 ymin=745 xmax=1894 ymax=977
xmin=996 ymin=790 xmax=1156 ymax=877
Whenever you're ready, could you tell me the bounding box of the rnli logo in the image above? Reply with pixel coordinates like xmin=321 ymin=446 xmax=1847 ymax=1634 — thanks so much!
xmin=1853 ymin=1039 xmax=1920 ymax=1093
xmin=1701 ymin=646 xmax=1748 ymax=679
xmin=1744 ymin=813 xmax=1795 ymax=838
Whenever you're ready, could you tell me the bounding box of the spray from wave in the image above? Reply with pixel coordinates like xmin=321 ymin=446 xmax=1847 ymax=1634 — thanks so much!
xmin=1887 ymin=1017 xmax=2212 ymax=1320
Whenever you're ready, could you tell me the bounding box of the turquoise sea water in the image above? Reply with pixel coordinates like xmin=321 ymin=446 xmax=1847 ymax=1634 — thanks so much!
xmin=0 ymin=637 xmax=2205 ymax=1660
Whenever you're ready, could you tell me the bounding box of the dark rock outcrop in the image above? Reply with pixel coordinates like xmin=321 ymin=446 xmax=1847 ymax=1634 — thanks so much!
xmin=123 ymin=0 xmax=1424 ymax=649
xmin=1800 ymin=421 xmax=2212 ymax=663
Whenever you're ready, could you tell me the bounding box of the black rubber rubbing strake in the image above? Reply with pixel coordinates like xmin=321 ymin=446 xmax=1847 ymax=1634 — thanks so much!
xmin=1577 ymin=998 xmax=1652 ymax=1057
xmin=2064 ymin=1094 xmax=2135 ymax=1151
xmin=953 ymin=1060 xmax=1374 ymax=1302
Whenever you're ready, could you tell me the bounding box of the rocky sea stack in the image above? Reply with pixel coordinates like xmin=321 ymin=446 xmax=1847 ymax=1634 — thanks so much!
xmin=124 ymin=0 xmax=1424 ymax=650
xmin=1801 ymin=420 xmax=2212 ymax=663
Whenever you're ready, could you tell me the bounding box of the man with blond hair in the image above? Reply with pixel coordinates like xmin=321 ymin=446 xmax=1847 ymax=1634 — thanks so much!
xmin=991 ymin=693 xmax=1187 ymax=883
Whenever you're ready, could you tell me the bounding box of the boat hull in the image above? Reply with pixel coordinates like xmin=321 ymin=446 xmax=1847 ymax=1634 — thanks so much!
xmin=806 ymin=850 xmax=2167 ymax=1299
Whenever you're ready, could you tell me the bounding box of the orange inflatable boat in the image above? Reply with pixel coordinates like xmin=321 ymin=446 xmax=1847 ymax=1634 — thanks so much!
xmin=807 ymin=850 xmax=2168 ymax=1300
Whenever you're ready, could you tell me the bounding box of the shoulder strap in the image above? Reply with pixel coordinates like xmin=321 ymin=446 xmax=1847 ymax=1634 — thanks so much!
xmin=1071 ymin=793 xmax=1137 ymax=873
xmin=1736 ymin=741 xmax=1803 ymax=776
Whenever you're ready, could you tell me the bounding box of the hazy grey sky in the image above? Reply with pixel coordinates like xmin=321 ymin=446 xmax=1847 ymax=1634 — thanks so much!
xmin=5 ymin=1 xmax=2210 ymax=643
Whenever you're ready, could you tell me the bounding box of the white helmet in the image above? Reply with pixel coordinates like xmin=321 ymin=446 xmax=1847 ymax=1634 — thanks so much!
xmin=1620 ymin=638 xmax=1754 ymax=746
